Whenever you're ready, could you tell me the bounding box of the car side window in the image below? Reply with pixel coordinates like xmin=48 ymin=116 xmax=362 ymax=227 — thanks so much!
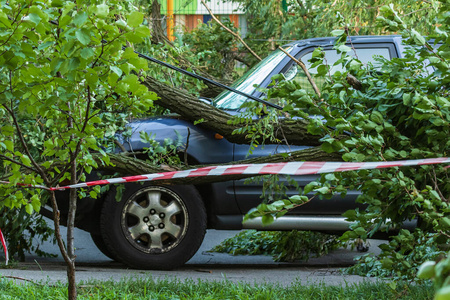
xmin=285 ymin=46 xmax=392 ymax=93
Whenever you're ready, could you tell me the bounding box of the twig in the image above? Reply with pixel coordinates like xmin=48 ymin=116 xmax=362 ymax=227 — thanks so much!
xmin=114 ymin=139 xmax=128 ymax=153
xmin=402 ymin=7 xmax=429 ymax=16
xmin=295 ymin=0 xmax=304 ymax=9
xmin=200 ymin=0 xmax=261 ymax=61
xmin=2 ymin=102 xmax=45 ymax=180
xmin=184 ymin=128 xmax=190 ymax=166
xmin=277 ymin=46 xmax=321 ymax=97
xmin=1 ymin=275 xmax=41 ymax=285
xmin=0 ymin=154 xmax=37 ymax=173
xmin=430 ymin=167 xmax=448 ymax=203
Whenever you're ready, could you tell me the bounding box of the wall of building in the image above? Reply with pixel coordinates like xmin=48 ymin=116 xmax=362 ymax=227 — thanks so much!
xmin=159 ymin=0 xmax=246 ymax=38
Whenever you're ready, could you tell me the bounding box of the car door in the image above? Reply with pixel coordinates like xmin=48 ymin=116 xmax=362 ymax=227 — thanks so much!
xmin=233 ymin=41 xmax=398 ymax=215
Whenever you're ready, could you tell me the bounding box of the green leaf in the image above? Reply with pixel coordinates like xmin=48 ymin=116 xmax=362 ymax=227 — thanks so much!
xmin=96 ymin=4 xmax=109 ymax=18
xmin=349 ymin=60 xmax=362 ymax=71
xmin=304 ymin=182 xmax=319 ymax=194
xmin=324 ymin=173 xmax=337 ymax=181
xmin=20 ymin=155 xmax=32 ymax=167
xmin=31 ymin=195 xmax=41 ymax=212
xmin=435 ymin=286 xmax=450 ymax=300
xmin=38 ymin=41 xmax=54 ymax=51
xmin=321 ymin=142 xmax=334 ymax=153
xmin=127 ymin=11 xmax=144 ymax=28
xmin=73 ymin=12 xmax=88 ymax=27
xmin=124 ymin=31 xmax=143 ymax=43
xmin=25 ymin=204 xmax=34 ymax=215
xmin=440 ymin=217 xmax=450 ymax=229
xmin=68 ymin=57 xmax=80 ymax=71
xmin=0 ymin=11 xmax=12 ymax=28
xmin=110 ymin=66 xmax=123 ymax=77
xmin=316 ymin=187 xmax=330 ymax=194
xmin=85 ymin=69 xmax=98 ymax=88
xmin=80 ymin=48 xmax=95 ymax=60
xmin=134 ymin=26 xmax=151 ymax=38
xmin=411 ymin=29 xmax=426 ymax=46
xmin=75 ymin=28 xmax=91 ymax=45
xmin=417 ymin=261 xmax=436 ymax=279
xmin=4 ymin=140 xmax=14 ymax=151
xmin=28 ymin=13 xmax=41 ymax=25
xmin=261 ymin=214 xmax=274 ymax=225
xmin=337 ymin=44 xmax=351 ymax=53
xmin=115 ymin=19 xmax=127 ymax=28
xmin=50 ymin=0 xmax=64 ymax=7
xmin=353 ymin=227 xmax=366 ymax=236
xmin=331 ymin=29 xmax=345 ymax=36
xmin=194 ymin=118 xmax=205 ymax=125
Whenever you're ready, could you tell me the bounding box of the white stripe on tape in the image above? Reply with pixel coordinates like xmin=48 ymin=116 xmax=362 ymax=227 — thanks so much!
xmin=50 ymin=157 xmax=449 ymax=191
xmin=0 ymin=158 xmax=448 ymax=191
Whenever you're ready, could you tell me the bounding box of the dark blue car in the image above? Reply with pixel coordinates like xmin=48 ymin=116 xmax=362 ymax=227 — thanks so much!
xmin=53 ymin=36 xmax=412 ymax=269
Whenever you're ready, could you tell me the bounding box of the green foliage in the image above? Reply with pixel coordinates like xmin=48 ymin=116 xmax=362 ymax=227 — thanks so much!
xmin=139 ymin=130 xmax=183 ymax=166
xmin=346 ymin=231 xmax=445 ymax=279
xmin=210 ymin=230 xmax=340 ymax=262
xmin=229 ymin=100 xmax=284 ymax=155
xmin=244 ymin=0 xmax=449 ymax=282
xmin=417 ymin=252 xmax=450 ymax=300
xmin=0 ymin=277 xmax=435 ymax=299
xmin=137 ymin=41 xmax=208 ymax=99
xmin=0 ymin=0 xmax=156 ymax=259
xmin=234 ymin=0 xmax=440 ymax=59
xmin=241 ymin=175 xmax=306 ymax=226
xmin=0 ymin=0 xmax=155 ymax=207
xmin=0 ymin=208 xmax=56 ymax=261
xmin=182 ymin=19 xmax=241 ymax=81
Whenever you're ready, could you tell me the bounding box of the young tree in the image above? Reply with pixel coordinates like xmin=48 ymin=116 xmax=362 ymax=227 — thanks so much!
xmin=0 ymin=0 xmax=154 ymax=298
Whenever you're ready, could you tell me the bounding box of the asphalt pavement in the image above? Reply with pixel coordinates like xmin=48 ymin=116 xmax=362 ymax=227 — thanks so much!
xmin=0 ymin=225 xmax=385 ymax=286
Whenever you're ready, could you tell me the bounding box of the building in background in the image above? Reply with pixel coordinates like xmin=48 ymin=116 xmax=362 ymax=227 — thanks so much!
xmin=160 ymin=0 xmax=247 ymax=40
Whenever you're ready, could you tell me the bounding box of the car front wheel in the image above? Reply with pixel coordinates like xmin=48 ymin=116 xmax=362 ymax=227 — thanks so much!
xmin=100 ymin=184 xmax=206 ymax=269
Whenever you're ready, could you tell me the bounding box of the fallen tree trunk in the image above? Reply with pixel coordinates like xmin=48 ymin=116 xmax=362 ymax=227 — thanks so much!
xmin=143 ymin=76 xmax=323 ymax=146
xmin=91 ymin=147 xmax=340 ymax=186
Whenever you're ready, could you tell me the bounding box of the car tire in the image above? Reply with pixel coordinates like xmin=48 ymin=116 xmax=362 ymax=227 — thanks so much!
xmin=89 ymin=233 xmax=116 ymax=260
xmin=99 ymin=183 xmax=206 ymax=270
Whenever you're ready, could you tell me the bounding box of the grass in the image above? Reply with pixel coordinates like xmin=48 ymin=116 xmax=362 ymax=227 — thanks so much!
xmin=0 ymin=277 xmax=434 ymax=299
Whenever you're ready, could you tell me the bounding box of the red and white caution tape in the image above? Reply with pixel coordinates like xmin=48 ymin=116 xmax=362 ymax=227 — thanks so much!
xmin=0 ymin=157 xmax=448 ymax=265
xmin=0 ymin=228 xmax=8 ymax=265
xmin=50 ymin=157 xmax=449 ymax=191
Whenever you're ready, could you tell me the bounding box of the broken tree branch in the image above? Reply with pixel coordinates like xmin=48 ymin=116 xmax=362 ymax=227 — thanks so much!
xmin=278 ymin=46 xmax=321 ymax=97
xmin=200 ymin=0 xmax=262 ymax=62
xmin=143 ymin=75 xmax=323 ymax=146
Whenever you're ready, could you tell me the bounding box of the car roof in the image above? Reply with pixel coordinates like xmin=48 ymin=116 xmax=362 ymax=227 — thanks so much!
xmin=283 ymin=35 xmax=402 ymax=48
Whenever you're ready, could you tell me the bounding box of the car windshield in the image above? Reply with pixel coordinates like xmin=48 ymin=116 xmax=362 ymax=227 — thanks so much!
xmin=214 ymin=47 xmax=291 ymax=110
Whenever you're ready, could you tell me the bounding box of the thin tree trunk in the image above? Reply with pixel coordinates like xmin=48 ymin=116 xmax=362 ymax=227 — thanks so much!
xmin=150 ymin=0 xmax=172 ymax=45
xmin=48 ymin=191 xmax=77 ymax=299
xmin=66 ymin=103 xmax=77 ymax=300
xmin=66 ymin=164 xmax=77 ymax=300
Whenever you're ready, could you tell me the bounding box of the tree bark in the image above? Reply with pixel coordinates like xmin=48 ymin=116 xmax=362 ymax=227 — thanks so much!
xmin=147 ymin=0 xmax=230 ymax=98
xmin=143 ymin=75 xmax=323 ymax=146
xmin=47 ymin=191 xmax=77 ymax=300
xmin=150 ymin=0 xmax=172 ymax=45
